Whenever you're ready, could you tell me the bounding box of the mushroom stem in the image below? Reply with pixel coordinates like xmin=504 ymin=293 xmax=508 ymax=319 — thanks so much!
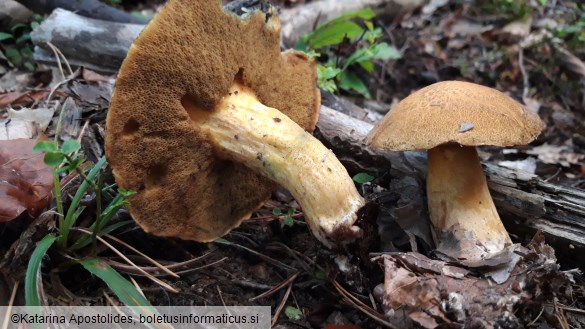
xmin=426 ymin=144 xmax=511 ymax=259
xmin=185 ymin=83 xmax=364 ymax=247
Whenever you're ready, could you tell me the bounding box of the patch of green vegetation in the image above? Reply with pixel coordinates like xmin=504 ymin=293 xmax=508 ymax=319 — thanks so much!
xmin=0 ymin=14 xmax=43 ymax=71
xmin=296 ymin=9 xmax=401 ymax=99
xmin=26 ymin=106 xmax=148 ymax=307
xmin=479 ymin=0 xmax=532 ymax=20
xmin=554 ymin=4 xmax=585 ymax=51
xmin=273 ymin=207 xmax=296 ymax=227
xmin=352 ymin=172 xmax=374 ymax=184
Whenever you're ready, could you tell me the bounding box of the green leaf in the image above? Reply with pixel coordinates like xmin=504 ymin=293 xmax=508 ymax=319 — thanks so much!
xmin=359 ymin=60 xmax=374 ymax=73
xmin=10 ymin=23 xmax=27 ymax=32
xmin=26 ymin=234 xmax=57 ymax=306
xmin=5 ymin=48 xmax=21 ymax=63
xmin=352 ymin=172 xmax=374 ymax=183
xmin=16 ymin=33 xmax=31 ymax=44
xmin=314 ymin=270 xmax=326 ymax=280
xmin=33 ymin=140 xmax=58 ymax=153
xmin=317 ymin=65 xmax=341 ymax=93
xmin=317 ymin=64 xmax=341 ymax=80
xmin=24 ymin=61 xmax=35 ymax=71
xmin=0 ymin=32 xmax=13 ymax=41
xmin=338 ymin=71 xmax=371 ymax=98
xmin=272 ymin=208 xmax=282 ymax=216
xmin=371 ymin=42 xmax=402 ymax=60
xmin=58 ymin=157 xmax=107 ymax=247
xmin=20 ymin=46 xmax=33 ymax=57
xmin=283 ymin=215 xmax=294 ymax=227
xmin=318 ymin=8 xmax=375 ymax=29
xmin=287 ymin=208 xmax=295 ymax=215
xmin=80 ymin=258 xmax=153 ymax=306
xmin=284 ymin=306 xmax=303 ymax=321
xmin=118 ymin=187 xmax=137 ymax=197
xmin=306 ymin=21 xmax=364 ymax=49
xmin=43 ymin=152 xmax=65 ymax=168
xmin=61 ymin=140 xmax=81 ymax=154
xmin=31 ymin=21 xmax=40 ymax=30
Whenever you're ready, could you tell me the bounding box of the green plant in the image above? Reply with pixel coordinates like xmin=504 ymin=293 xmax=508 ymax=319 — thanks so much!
xmin=479 ymin=0 xmax=531 ymax=20
xmin=26 ymin=110 xmax=147 ymax=307
xmin=284 ymin=306 xmax=303 ymax=321
xmin=273 ymin=207 xmax=296 ymax=227
xmin=352 ymin=172 xmax=374 ymax=184
xmin=0 ymin=14 xmax=43 ymax=70
xmin=296 ymin=9 xmax=401 ymax=98
xmin=555 ymin=6 xmax=585 ymax=50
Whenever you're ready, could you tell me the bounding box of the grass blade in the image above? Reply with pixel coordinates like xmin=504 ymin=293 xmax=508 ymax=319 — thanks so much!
xmin=79 ymin=257 xmax=153 ymax=306
xmin=25 ymin=234 xmax=57 ymax=306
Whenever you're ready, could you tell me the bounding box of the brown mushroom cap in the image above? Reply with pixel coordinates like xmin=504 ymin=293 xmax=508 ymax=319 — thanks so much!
xmin=366 ymin=81 xmax=544 ymax=151
xmin=105 ymin=0 xmax=320 ymax=241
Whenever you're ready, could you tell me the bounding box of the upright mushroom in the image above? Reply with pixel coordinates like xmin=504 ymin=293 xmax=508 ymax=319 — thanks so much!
xmin=105 ymin=0 xmax=364 ymax=248
xmin=366 ymin=81 xmax=544 ymax=260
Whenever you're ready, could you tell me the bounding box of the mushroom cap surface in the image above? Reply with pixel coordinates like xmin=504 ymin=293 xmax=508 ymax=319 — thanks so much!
xmin=105 ymin=0 xmax=320 ymax=241
xmin=366 ymin=81 xmax=544 ymax=151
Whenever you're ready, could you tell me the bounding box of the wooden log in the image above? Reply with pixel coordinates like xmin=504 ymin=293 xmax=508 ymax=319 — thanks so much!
xmin=30 ymin=0 xmax=425 ymax=73
xmin=13 ymin=0 xmax=147 ymax=24
xmin=31 ymin=9 xmax=145 ymax=74
xmin=316 ymin=106 xmax=585 ymax=268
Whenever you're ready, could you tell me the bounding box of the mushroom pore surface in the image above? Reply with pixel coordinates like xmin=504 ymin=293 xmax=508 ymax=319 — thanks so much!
xmin=106 ymin=0 xmax=321 ymax=241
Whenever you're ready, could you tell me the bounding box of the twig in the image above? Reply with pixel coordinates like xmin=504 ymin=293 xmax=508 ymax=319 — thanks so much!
xmin=73 ymin=228 xmax=178 ymax=293
xmin=518 ymin=48 xmax=530 ymax=101
xmin=331 ymin=279 xmax=400 ymax=329
xmin=1 ymin=281 xmax=19 ymax=329
xmin=249 ymin=271 xmax=300 ymax=302
xmin=214 ymin=238 xmax=296 ymax=271
xmin=103 ymin=233 xmax=179 ymax=278
xmin=45 ymin=42 xmax=73 ymax=78
xmin=105 ymin=256 xmax=227 ymax=277
xmin=271 ymin=280 xmax=293 ymax=327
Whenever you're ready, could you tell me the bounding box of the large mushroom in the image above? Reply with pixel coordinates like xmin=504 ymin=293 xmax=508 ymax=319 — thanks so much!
xmin=366 ymin=81 xmax=544 ymax=260
xmin=105 ymin=0 xmax=364 ymax=248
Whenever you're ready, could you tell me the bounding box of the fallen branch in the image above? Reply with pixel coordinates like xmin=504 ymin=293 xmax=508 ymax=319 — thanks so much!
xmin=31 ymin=0 xmax=425 ymax=73
xmin=13 ymin=0 xmax=147 ymax=24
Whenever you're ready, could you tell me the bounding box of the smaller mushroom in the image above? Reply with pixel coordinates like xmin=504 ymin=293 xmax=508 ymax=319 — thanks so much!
xmin=366 ymin=81 xmax=544 ymax=260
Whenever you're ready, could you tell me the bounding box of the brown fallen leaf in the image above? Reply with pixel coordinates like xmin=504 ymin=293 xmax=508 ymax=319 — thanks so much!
xmin=373 ymin=234 xmax=575 ymax=328
xmin=0 ymin=89 xmax=48 ymax=108
xmin=81 ymin=68 xmax=115 ymax=83
xmin=0 ymin=137 xmax=53 ymax=222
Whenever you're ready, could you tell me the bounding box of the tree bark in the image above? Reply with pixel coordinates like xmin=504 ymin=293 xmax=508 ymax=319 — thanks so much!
xmin=316 ymin=106 xmax=585 ymax=269
xmin=13 ymin=0 xmax=147 ymax=24
xmin=31 ymin=9 xmax=144 ymax=74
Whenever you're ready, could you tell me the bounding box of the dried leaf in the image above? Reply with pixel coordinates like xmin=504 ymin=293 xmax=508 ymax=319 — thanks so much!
xmin=0 ymin=90 xmax=47 ymax=107
xmin=527 ymin=143 xmax=585 ymax=167
xmin=81 ymin=68 xmax=115 ymax=83
xmin=0 ymin=137 xmax=53 ymax=222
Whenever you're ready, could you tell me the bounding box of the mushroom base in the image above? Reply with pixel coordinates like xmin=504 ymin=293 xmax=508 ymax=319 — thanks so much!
xmin=427 ymin=144 xmax=512 ymax=260
xmin=185 ymin=83 xmax=364 ymax=248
